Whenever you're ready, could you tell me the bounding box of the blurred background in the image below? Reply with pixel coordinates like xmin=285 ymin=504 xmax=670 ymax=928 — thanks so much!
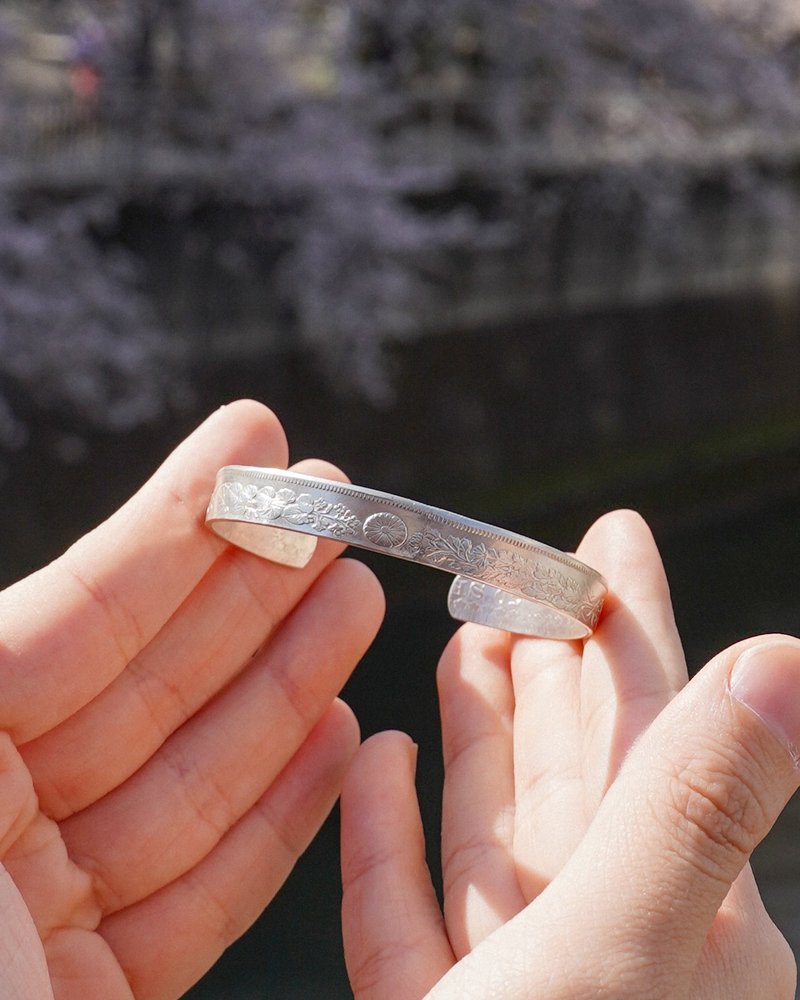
xmin=2 ymin=0 xmax=800 ymax=996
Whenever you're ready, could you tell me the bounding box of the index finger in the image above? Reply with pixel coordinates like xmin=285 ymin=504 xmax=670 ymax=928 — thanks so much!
xmin=0 ymin=400 xmax=288 ymax=742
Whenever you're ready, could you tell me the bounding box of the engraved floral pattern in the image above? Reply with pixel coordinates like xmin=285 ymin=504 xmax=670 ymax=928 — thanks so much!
xmin=216 ymin=481 xmax=361 ymax=538
xmin=312 ymin=500 xmax=363 ymax=537
xmin=263 ymin=487 xmax=315 ymax=522
xmin=523 ymin=563 xmax=581 ymax=609
xmin=210 ymin=478 xmax=605 ymax=630
xmin=406 ymin=528 xmax=524 ymax=589
xmin=402 ymin=525 xmax=599 ymax=623
xmin=363 ymin=512 xmax=408 ymax=548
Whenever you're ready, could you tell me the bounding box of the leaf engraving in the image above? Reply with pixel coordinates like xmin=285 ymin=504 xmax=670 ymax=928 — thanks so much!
xmin=403 ymin=526 xmax=593 ymax=620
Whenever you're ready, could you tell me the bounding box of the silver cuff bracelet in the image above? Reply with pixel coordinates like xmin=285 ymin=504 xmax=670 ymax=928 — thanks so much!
xmin=206 ymin=466 xmax=607 ymax=639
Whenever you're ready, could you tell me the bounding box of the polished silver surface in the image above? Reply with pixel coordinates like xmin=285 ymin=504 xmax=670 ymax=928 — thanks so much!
xmin=206 ymin=466 xmax=607 ymax=639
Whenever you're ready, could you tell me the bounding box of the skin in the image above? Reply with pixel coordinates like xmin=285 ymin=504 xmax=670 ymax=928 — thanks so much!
xmin=341 ymin=510 xmax=800 ymax=1000
xmin=0 ymin=406 xmax=794 ymax=999
xmin=0 ymin=399 xmax=386 ymax=999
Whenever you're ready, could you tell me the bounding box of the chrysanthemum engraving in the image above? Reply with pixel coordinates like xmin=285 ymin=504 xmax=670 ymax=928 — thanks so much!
xmin=363 ymin=512 xmax=408 ymax=548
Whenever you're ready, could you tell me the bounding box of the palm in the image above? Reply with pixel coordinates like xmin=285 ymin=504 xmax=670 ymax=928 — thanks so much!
xmin=0 ymin=401 xmax=383 ymax=1000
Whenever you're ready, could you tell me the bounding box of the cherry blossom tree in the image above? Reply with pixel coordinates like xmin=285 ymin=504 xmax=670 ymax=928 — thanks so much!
xmin=1 ymin=0 xmax=799 ymax=421
xmin=0 ymin=192 xmax=184 ymax=449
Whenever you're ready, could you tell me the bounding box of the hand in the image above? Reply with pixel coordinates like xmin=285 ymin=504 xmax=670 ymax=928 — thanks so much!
xmin=0 ymin=400 xmax=384 ymax=1000
xmin=341 ymin=510 xmax=798 ymax=1000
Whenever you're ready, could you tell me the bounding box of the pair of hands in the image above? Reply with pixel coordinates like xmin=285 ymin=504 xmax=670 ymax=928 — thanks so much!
xmin=0 ymin=401 xmax=796 ymax=999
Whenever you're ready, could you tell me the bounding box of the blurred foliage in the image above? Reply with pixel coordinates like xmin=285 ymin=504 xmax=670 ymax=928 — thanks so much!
xmin=0 ymin=193 xmax=184 ymax=446
xmin=1 ymin=0 xmax=799 ymax=422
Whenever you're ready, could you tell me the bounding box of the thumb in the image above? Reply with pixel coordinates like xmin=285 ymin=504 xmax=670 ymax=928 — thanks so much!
xmin=549 ymin=635 xmax=800 ymax=993
xmin=423 ymin=636 xmax=800 ymax=1000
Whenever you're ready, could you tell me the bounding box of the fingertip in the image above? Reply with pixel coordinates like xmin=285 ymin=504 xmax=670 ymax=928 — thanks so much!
xmin=578 ymin=508 xmax=677 ymax=644
xmin=728 ymin=636 xmax=800 ymax=767
xmin=361 ymin=729 xmax=418 ymax=770
xmin=319 ymin=698 xmax=362 ymax=763
xmin=180 ymin=399 xmax=290 ymax=474
xmin=344 ymin=730 xmax=417 ymax=797
xmin=576 ymin=508 xmax=657 ymax=566
xmin=275 ymin=700 xmax=362 ymax=807
xmin=219 ymin=399 xmax=290 ymax=468
xmin=217 ymin=398 xmax=281 ymax=424
xmin=330 ymin=556 xmax=387 ymax=628
xmin=290 ymin=457 xmax=351 ymax=484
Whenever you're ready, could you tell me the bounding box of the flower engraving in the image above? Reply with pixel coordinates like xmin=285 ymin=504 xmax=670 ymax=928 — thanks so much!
xmin=311 ymin=500 xmax=362 ymax=538
xmin=221 ymin=484 xmax=315 ymax=524
xmin=405 ymin=528 xmax=524 ymax=589
xmin=216 ymin=481 xmax=360 ymax=537
xmin=402 ymin=525 xmax=597 ymax=624
xmin=520 ymin=564 xmax=584 ymax=615
xmin=363 ymin=512 xmax=408 ymax=548
xmin=211 ymin=480 xmax=603 ymax=631
xmin=218 ymin=482 xmax=258 ymax=517
xmin=260 ymin=488 xmax=315 ymax=522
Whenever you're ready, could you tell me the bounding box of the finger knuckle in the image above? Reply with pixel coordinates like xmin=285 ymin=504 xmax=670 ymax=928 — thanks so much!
xmin=346 ymin=935 xmax=429 ymax=997
xmin=441 ymin=829 xmax=500 ymax=897
xmin=184 ymin=869 xmax=242 ymax=950
xmin=662 ymin=755 xmax=769 ymax=878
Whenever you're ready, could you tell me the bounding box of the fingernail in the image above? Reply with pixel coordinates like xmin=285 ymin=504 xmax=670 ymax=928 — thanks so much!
xmin=729 ymin=641 xmax=800 ymax=765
